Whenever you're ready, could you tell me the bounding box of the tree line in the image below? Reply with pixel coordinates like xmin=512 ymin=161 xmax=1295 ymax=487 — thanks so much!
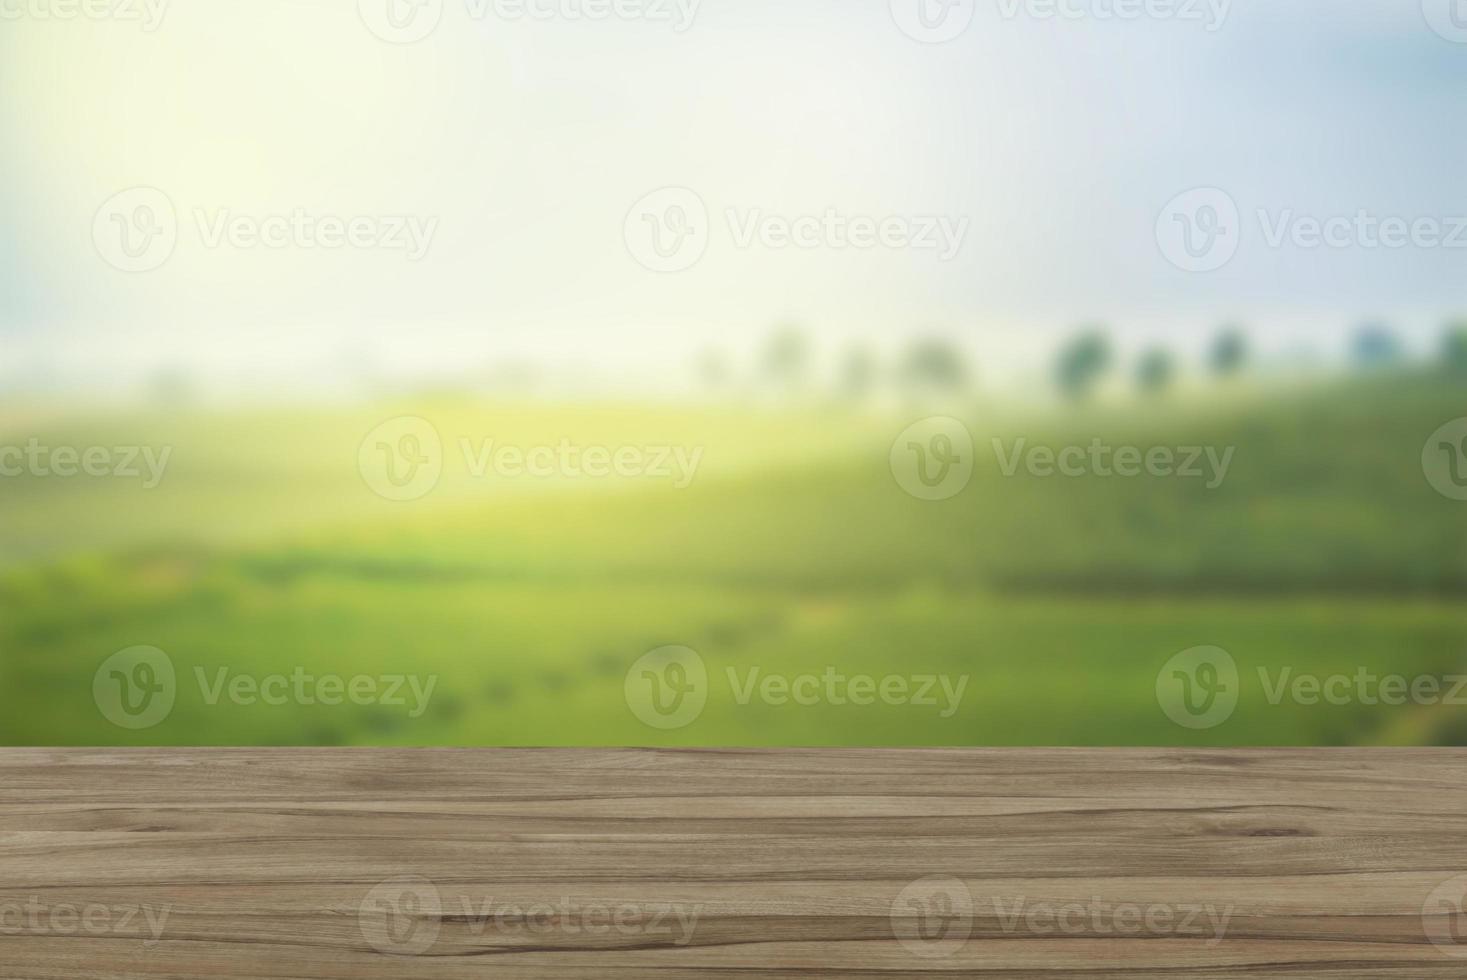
xmin=704 ymin=320 xmax=1467 ymax=402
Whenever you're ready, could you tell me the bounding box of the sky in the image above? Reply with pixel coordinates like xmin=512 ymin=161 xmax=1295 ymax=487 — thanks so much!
xmin=1 ymin=0 xmax=1464 ymax=395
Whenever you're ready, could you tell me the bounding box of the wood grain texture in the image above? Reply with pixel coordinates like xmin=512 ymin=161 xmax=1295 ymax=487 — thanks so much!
xmin=1 ymin=748 xmax=1465 ymax=978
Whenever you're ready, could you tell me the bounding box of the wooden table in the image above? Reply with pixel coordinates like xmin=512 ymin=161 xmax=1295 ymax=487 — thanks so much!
xmin=2 ymin=748 xmax=1464 ymax=977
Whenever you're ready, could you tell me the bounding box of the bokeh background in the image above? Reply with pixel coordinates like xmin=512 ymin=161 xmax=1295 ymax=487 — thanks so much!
xmin=1 ymin=0 xmax=1463 ymax=745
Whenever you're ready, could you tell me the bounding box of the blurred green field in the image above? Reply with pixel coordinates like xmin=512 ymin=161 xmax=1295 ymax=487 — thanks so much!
xmin=1 ymin=372 xmax=1463 ymax=746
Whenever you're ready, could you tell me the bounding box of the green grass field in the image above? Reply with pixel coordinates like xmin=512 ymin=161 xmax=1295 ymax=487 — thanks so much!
xmin=1 ymin=372 xmax=1463 ymax=746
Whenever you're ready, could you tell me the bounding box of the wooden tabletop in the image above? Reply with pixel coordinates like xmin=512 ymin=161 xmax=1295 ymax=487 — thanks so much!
xmin=2 ymin=748 xmax=1465 ymax=978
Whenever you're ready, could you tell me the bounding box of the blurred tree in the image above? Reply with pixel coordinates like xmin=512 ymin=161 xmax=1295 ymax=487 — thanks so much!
xmin=1135 ymin=348 xmax=1176 ymax=395
xmin=148 ymin=368 xmax=196 ymax=406
xmin=697 ymin=349 xmax=731 ymax=389
xmin=839 ymin=346 xmax=878 ymax=401
xmin=1353 ymin=322 xmax=1404 ymax=370
xmin=1055 ymin=329 xmax=1112 ymax=401
xmin=899 ymin=338 xmax=968 ymax=399
xmin=760 ymin=325 xmax=810 ymax=393
xmin=1441 ymin=320 xmax=1467 ymax=374
xmin=1209 ymin=326 xmax=1248 ymax=378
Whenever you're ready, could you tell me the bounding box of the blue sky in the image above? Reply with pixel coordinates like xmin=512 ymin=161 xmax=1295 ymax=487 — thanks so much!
xmin=2 ymin=0 xmax=1463 ymax=391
